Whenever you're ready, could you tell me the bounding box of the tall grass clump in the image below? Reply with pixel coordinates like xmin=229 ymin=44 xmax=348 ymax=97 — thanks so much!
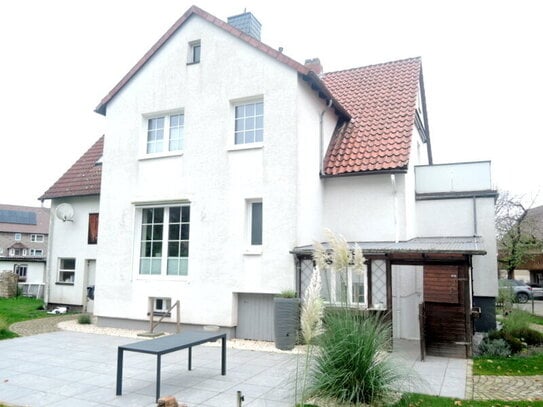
xmin=502 ymin=309 xmax=531 ymax=333
xmin=310 ymin=310 xmax=402 ymax=405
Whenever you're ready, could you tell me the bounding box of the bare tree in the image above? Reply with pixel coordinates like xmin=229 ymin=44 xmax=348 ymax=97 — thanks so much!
xmin=496 ymin=191 xmax=542 ymax=279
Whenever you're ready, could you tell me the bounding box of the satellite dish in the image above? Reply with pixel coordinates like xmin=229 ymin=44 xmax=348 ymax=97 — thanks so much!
xmin=55 ymin=203 xmax=75 ymax=222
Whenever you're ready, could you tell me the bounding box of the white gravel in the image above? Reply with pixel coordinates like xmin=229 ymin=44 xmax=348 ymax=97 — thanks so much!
xmin=57 ymin=318 xmax=306 ymax=354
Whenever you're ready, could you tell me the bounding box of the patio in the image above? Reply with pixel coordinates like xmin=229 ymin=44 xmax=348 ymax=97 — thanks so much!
xmin=0 ymin=331 xmax=466 ymax=406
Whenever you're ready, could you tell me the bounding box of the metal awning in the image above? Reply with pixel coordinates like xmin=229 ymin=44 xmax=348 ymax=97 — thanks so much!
xmin=291 ymin=236 xmax=486 ymax=256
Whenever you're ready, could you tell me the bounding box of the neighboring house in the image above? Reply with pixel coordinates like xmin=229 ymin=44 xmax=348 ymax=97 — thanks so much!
xmin=498 ymin=205 xmax=543 ymax=285
xmin=39 ymin=136 xmax=102 ymax=312
xmin=0 ymin=204 xmax=50 ymax=297
xmin=43 ymin=6 xmax=497 ymax=358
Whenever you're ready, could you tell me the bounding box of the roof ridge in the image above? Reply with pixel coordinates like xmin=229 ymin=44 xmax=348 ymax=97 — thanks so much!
xmin=323 ymin=56 xmax=421 ymax=77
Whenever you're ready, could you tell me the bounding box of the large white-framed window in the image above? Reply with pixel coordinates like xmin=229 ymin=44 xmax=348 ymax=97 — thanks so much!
xmin=58 ymin=258 xmax=76 ymax=284
xmin=146 ymin=113 xmax=185 ymax=154
xmin=139 ymin=205 xmax=190 ymax=276
xmin=30 ymin=234 xmax=44 ymax=242
xmin=320 ymin=266 xmax=367 ymax=307
xmin=235 ymin=100 xmax=263 ymax=145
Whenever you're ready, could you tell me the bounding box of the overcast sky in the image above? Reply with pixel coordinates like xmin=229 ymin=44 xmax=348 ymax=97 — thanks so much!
xmin=1 ymin=0 xmax=541 ymax=208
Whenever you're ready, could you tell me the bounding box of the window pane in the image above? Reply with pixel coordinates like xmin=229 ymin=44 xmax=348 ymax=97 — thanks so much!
xmin=61 ymin=258 xmax=76 ymax=270
xmin=193 ymin=44 xmax=201 ymax=63
xmin=168 ymin=242 xmax=179 ymax=257
xmin=245 ymin=103 xmax=255 ymax=116
xmin=320 ymin=268 xmax=332 ymax=302
xmin=235 ymin=132 xmax=244 ymax=144
xmin=170 ymin=207 xmax=181 ymax=223
xmin=181 ymin=224 xmax=190 ymax=240
xmin=255 ymin=102 xmax=263 ymax=115
xmin=152 ymin=242 xmax=162 ymax=257
xmin=154 ymin=208 xmax=164 ymax=223
xmin=180 ymin=241 xmax=189 ymax=257
xmin=245 ymin=131 xmax=255 ymax=143
xmin=150 ymin=259 xmax=161 ymax=275
xmin=167 ymin=259 xmax=179 ymax=275
xmin=235 ymin=118 xmax=244 ymax=131
xmin=179 ymin=259 xmax=188 ymax=276
xmin=255 ymin=129 xmax=263 ymax=142
xmin=255 ymin=116 xmax=263 ymax=129
xmin=140 ymin=259 xmax=150 ymax=274
xmin=181 ymin=206 xmax=190 ymax=222
xmin=169 ymin=224 xmax=180 ymax=240
xmin=142 ymin=242 xmax=151 ymax=257
xmin=245 ymin=117 xmax=254 ymax=131
xmin=152 ymin=225 xmax=163 ymax=240
xmin=251 ymin=202 xmax=262 ymax=245
xmin=235 ymin=105 xmax=244 ymax=118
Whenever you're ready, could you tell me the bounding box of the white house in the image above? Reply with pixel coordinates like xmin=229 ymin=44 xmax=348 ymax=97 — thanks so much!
xmin=0 ymin=204 xmax=50 ymax=297
xmin=42 ymin=6 xmax=497 ymax=358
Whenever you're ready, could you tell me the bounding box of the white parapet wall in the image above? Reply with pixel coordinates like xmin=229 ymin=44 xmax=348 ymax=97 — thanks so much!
xmin=415 ymin=161 xmax=492 ymax=194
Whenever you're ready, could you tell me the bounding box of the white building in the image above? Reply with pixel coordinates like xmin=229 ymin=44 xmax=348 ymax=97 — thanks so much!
xmin=42 ymin=6 xmax=497 ymax=358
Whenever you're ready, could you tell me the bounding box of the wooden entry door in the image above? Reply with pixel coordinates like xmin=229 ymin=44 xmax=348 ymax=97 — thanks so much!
xmin=423 ymin=265 xmax=470 ymax=358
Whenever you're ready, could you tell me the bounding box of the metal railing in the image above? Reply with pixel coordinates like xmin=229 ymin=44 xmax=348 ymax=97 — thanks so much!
xmin=148 ymin=299 xmax=180 ymax=334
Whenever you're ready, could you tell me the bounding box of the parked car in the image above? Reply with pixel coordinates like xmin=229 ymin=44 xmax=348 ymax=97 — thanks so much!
xmin=527 ymin=283 xmax=543 ymax=299
xmin=498 ymin=279 xmax=533 ymax=303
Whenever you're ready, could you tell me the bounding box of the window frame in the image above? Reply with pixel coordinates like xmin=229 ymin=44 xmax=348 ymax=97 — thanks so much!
xmin=14 ymin=264 xmax=27 ymax=281
xmin=187 ymin=40 xmax=201 ymax=64
xmin=245 ymin=199 xmax=263 ymax=253
xmin=29 ymin=249 xmax=43 ymax=256
xmin=137 ymin=204 xmax=190 ymax=277
xmin=57 ymin=258 xmax=76 ymax=285
xmin=234 ymin=99 xmax=264 ymax=146
xmin=14 ymin=233 xmax=21 ymax=241
xmin=30 ymin=234 xmax=44 ymax=242
xmin=144 ymin=112 xmax=185 ymax=156
xmin=88 ymin=213 xmax=99 ymax=244
xmin=319 ymin=266 xmax=368 ymax=308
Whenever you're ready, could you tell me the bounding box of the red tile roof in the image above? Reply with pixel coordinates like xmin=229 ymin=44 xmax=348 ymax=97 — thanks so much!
xmin=322 ymin=57 xmax=422 ymax=175
xmin=40 ymin=136 xmax=104 ymax=200
xmin=94 ymin=5 xmax=349 ymax=119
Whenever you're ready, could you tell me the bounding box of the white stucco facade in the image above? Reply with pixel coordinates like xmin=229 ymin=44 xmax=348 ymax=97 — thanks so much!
xmin=46 ymin=196 xmax=99 ymax=307
xmin=95 ymin=15 xmax=341 ymax=327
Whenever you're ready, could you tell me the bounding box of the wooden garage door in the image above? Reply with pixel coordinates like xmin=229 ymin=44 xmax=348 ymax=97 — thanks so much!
xmin=423 ymin=265 xmax=470 ymax=358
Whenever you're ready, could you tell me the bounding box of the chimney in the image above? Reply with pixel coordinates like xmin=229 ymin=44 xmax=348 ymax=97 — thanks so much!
xmin=227 ymin=11 xmax=262 ymax=40
xmin=304 ymin=58 xmax=323 ymax=75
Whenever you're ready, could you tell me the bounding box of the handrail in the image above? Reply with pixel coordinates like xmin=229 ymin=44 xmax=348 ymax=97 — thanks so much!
xmin=148 ymin=299 xmax=180 ymax=333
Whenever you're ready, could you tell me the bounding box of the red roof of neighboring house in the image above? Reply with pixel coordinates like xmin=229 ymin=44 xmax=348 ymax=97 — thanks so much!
xmin=322 ymin=58 xmax=422 ymax=175
xmin=94 ymin=5 xmax=348 ymax=119
xmin=40 ymin=136 xmax=104 ymax=200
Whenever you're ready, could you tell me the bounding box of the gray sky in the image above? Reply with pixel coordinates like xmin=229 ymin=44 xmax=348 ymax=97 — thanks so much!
xmin=1 ymin=0 xmax=541 ymax=208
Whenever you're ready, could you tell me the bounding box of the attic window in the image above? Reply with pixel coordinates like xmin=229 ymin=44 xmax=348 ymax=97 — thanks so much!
xmin=188 ymin=40 xmax=201 ymax=64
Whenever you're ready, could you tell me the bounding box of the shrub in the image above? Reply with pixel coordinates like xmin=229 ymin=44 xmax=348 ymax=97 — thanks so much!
xmin=508 ymin=327 xmax=543 ymax=346
xmin=502 ymin=309 xmax=531 ymax=333
xmin=77 ymin=314 xmax=92 ymax=325
xmin=487 ymin=329 xmax=525 ymax=354
xmin=308 ymin=309 xmax=407 ymax=405
xmin=278 ymin=289 xmax=297 ymax=298
xmin=478 ymin=338 xmax=511 ymax=357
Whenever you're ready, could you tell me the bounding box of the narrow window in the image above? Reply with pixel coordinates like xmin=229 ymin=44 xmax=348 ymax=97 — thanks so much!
xmin=88 ymin=213 xmax=99 ymax=244
xmin=14 ymin=264 xmax=27 ymax=281
xmin=235 ymin=100 xmax=264 ymax=145
xmin=188 ymin=40 xmax=201 ymax=64
xmin=147 ymin=117 xmax=165 ymax=153
xmin=250 ymin=201 xmax=263 ymax=246
xmin=169 ymin=114 xmax=184 ymax=151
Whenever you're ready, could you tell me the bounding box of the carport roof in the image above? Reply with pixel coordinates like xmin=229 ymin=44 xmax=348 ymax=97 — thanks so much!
xmin=292 ymin=236 xmax=486 ymax=256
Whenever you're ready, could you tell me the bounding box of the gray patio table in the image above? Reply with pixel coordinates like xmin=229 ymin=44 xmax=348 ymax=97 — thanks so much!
xmin=116 ymin=331 xmax=226 ymax=401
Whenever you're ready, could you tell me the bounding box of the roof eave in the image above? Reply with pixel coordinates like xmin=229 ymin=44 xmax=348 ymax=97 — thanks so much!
xmin=302 ymin=72 xmax=351 ymax=121
xmin=320 ymin=166 xmax=409 ymax=178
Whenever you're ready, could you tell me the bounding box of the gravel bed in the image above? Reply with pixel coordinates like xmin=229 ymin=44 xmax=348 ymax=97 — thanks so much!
xmin=58 ymin=317 xmax=305 ymax=353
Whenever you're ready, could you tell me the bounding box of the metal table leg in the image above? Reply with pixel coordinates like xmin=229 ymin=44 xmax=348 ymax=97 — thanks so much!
xmin=221 ymin=336 xmax=226 ymax=375
xmin=156 ymin=354 xmax=162 ymax=402
xmin=116 ymin=348 xmax=124 ymax=395
xmin=188 ymin=346 xmax=192 ymax=370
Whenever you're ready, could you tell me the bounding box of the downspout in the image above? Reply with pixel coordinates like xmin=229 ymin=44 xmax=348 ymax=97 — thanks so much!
xmin=319 ymin=99 xmax=333 ymax=174
xmin=391 ymin=175 xmax=399 ymax=243
xmin=472 ymin=196 xmax=478 ymax=236
xmin=43 ymin=200 xmax=53 ymax=306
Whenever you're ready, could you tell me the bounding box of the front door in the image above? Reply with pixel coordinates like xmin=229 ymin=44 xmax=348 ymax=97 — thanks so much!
xmin=423 ymin=264 xmax=470 ymax=358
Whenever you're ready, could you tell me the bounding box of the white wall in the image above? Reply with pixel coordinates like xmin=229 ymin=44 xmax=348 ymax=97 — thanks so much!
xmin=322 ymin=175 xmax=397 ymax=242
xmin=47 ymin=196 xmax=99 ymax=306
xmin=416 ymin=161 xmax=492 ymax=193
xmin=96 ymin=15 xmax=316 ymax=326
xmin=0 ymin=261 xmax=44 ymax=284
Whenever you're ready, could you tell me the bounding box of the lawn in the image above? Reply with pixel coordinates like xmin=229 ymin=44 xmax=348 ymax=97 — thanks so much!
xmin=0 ymin=296 xmax=50 ymax=339
xmin=395 ymin=393 xmax=543 ymax=406
xmin=473 ymin=352 xmax=543 ymax=376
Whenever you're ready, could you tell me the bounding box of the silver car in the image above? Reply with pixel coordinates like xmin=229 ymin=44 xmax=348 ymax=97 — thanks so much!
xmin=498 ymin=279 xmax=533 ymax=303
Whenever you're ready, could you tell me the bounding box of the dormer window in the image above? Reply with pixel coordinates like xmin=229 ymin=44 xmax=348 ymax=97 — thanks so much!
xmin=188 ymin=40 xmax=201 ymax=64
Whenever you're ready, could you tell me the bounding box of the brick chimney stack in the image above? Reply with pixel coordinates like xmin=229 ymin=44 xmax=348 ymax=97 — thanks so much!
xmin=304 ymin=58 xmax=323 ymax=75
